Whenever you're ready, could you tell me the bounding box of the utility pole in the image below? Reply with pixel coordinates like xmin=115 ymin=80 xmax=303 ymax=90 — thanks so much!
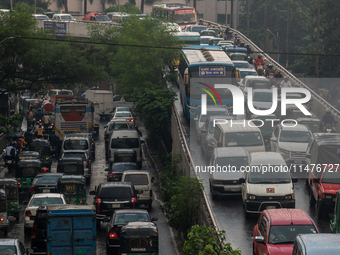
xmin=286 ymin=0 xmax=290 ymax=69
xmin=118 ymin=0 xmax=120 ymax=12
xmin=264 ymin=0 xmax=267 ymax=52
xmin=9 ymin=0 xmax=13 ymax=12
xmin=34 ymin=0 xmax=36 ymax=14
xmin=247 ymin=0 xmax=250 ymax=37
xmin=230 ymin=0 xmax=234 ymax=28
xmin=316 ymin=0 xmax=320 ymax=92
xmin=277 ymin=32 xmax=280 ymax=63
xmin=225 ymin=0 xmax=228 ymax=27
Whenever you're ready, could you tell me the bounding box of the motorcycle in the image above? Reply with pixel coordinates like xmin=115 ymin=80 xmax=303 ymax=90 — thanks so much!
xmin=322 ymin=123 xmax=336 ymax=133
xmin=3 ymin=149 xmax=16 ymax=171
xmin=256 ymin=64 xmax=264 ymax=76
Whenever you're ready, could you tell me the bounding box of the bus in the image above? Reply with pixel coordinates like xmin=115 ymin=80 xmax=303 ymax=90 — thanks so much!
xmin=178 ymin=45 xmax=237 ymax=119
xmin=152 ymin=3 xmax=197 ymax=27
xmin=49 ymin=89 xmax=73 ymax=106
xmin=54 ymin=98 xmax=94 ymax=140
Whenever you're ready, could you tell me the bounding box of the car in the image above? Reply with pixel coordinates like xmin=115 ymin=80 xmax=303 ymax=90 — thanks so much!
xmin=112 ymin=111 xmax=134 ymax=126
xmin=270 ymin=123 xmax=312 ymax=165
xmin=183 ymin=24 xmax=207 ymax=33
xmin=113 ymin=107 xmax=133 ymax=114
xmin=292 ymin=233 xmax=340 ymax=255
xmin=194 ymin=106 xmax=229 ymax=143
xmin=61 ymin=150 xmax=91 ymax=178
xmin=29 ymin=173 xmax=64 ymax=195
xmin=89 ymin=182 xmax=140 ymax=228
xmin=200 ymin=36 xmax=215 ymax=45
xmin=200 ymin=115 xmax=236 ymax=159
xmin=0 ymin=239 xmax=27 ymax=255
xmin=24 ymin=193 xmax=66 ymax=235
xmin=61 ymin=136 xmax=92 ymax=161
xmin=162 ymin=22 xmax=181 ymax=32
xmin=209 ymin=147 xmax=249 ymax=200
xmin=238 ymin=76 xmax=270 ymax=96
xmin=32 ymin=14 xmax=49 ymax=19
xmin=105 ymin=209 xmax=158 ymax=254
xmin=246 ymin=89 xmax=273 ymax=117
xmin=63 ymin=133 xmax=95 ymax=160
xmin=232 ymin=60 xmax=254 ymax=69
xmin=106 ymin=162 xmax=141 ymax=182
xmin=52 ymin=13 xmax=75 ymax=21
xmin=238 ymin=68 xmax=258 ymax=80
xmin=253 ymin=209 xmax=319 ymax=255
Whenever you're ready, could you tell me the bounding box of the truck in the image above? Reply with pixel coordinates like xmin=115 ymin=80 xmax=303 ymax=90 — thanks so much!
xmin=84 ymin=90 xmax=113 ymax=121
xmin=46 ymin=204 xmax=96 ymax=255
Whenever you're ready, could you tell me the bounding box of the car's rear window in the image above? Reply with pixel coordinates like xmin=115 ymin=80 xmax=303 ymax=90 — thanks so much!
xmin=124 ymin=174 xmax=148 ymax=185
xmin=115 ymin=112 xmax=131 ymax=118
xmin=111 ymin=138 xmax=139 ymax=149
xmin=114 ymin=213 xmax=149 ymax=224
xmin=112 ymin=164 xmax=139 ymax=172
xmin=64 ymin=140 xmax=88 ymax=150
xmin=33 ymin=175 xmax=61 ymax=185
xmin=100 ymin=186 xmax=131 ymax=199
xmin=63 ymin=152 xmax=86 ymax=160
xmin=30 ymin=197 xmax=63 ymax=207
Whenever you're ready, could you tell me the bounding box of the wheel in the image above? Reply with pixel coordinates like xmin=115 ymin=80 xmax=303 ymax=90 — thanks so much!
xmin=147 ymin=203 xmax=152 ymax=212
xmin=309 ymin=188 xmax=316 ymax=207
xmin=315 ymin=200 xmax=324 ymax=219
xmin=24 ymin=227 xmax=31 ymax=236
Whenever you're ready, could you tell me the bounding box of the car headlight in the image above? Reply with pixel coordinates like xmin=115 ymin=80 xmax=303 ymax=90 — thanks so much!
xmin=278 ymin=147 xmax=290 ymax=155
xmin=323 ymin=194 xmax=333 ymax=200
xmin=188 ymin=102 xmax=199 ymax=108
xmin=247 ymin=194 xmax=256 ymax=200
xmin=213 ymin=180 xmax=223 ymax=185
xmin=285 ymin=194 xmax=295 ymax=200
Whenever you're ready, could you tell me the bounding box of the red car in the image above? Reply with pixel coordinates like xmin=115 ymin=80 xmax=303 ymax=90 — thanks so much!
xmin=253 ymin=209 xmax=318 ymax=255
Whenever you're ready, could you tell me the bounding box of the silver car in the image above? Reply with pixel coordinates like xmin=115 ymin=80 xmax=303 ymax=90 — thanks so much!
xmin=0 ymin=239 xmax=27 ymax=255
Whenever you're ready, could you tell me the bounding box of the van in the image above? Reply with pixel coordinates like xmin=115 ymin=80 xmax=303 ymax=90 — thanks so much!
xmin=61 ymin=136 xmax=91 ymax=160
xmin=108 ymin=130 xmax=143 ymax=168
xmin=52 ymin=13 xmax=75 ymax=21
xmin=122 ymin=170 xmax=154 ymax=210
xmin=240 ymin=152 xmax=297 ymax=218
xmin=212 ymin=122 xmax=265 ymax=153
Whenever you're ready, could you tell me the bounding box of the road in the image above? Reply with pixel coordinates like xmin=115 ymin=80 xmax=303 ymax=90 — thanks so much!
xmin=0 ymin=114 xmax=177 ymax=255
xmin=172 ymin=83 xmax=333 ymax=255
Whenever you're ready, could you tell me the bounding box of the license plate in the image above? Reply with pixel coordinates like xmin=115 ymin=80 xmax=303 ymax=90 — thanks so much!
xmin=110 ymin=204 xmax=120 ymax=208
xmin=266 ymin=206 xmax=276 ymax=209
xmin=7 ymin=160 xmax=12 ymax=163
xmin=230 ymin=188 xmax=240 ymax=192
xmin=43 ymin=189 xmax=50 ymax=193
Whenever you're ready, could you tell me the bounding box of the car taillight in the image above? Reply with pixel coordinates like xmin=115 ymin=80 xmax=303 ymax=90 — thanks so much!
xmin=96 ymin=195 xmax=101 ymax=213
xmin=130 ymin=119 xmax=134 ymax=122
xmin=131 ymin=195 xmax=136 ymax=209
xmin=51 ymin=123 xmax=54 ymax=126
xmin=31 ymin=224 xmax=37 ymax=239
xmin=0 ymin=216 xmax=3 ymax=222
xmin=43 ymin=167 xmax=47 ymax=172
xmin=92 ymin=143 xmax=94 ymax=146
xmin=25 ymin=210 xmax=32 ymax=217
xmin=29 ymin=187 xmax=35 ymax=193
xmin=17 ymin=178 xmax=21 ymax=186
xmin=109 ymin=229 xmax=118 ymax=239
xmin=86 ymin=159 xmax=89 ymax=168
xmin=109 ymin=174 xmax=119 ymax=177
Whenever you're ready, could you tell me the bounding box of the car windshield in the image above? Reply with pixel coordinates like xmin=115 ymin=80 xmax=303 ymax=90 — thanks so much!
xmin=36 ymin=15 xmax=49 ymax=19
xmin=192 ymin=26 xmax=207 ymax=33
xmin=101 ymin=187 xmax=131 ymax=199
xmin=111 ymin=138 xmax=139 ymax=149
xmin=110 ymin=123 xmax=129 ymax=130
xmin=114 ymin=213 xmax=149 ymax=225
xmin=64 ymin=140 xmax=88 ymax=150
xmin=30 ymin=197 xmax=63 ymax=206
xmin=33 ymin=175 xmax=61 ymax=185
xmin=124 ymin=174 xmax=148 ymax=185
xmin=322 ymin=171 xmax=340 ymax=184
xmin=225 ymin=132 xmax=263 ymax=147
xmin=253 ymin=92 xmax=273 ymax=102
xmin=200 ymin=110 xmax=229 ymax=122
xmin=234 ymin=62 xmax=251 ymax=69
xmin=248 ymin=168 xmax=291 ymax=184
xmin=63 ymin=152 xmax=86 ymax=160
xmin=0 ymin=245 xmax=17 ymax=255
xmin=115 ymin=112 xmax=131 ymax=118
xmin=112 ymin=164 xmax=139 ymax=172
xmin=240 ymin=71 xmax=257 ymax=78
xmin=279 ymin=131 xmax=311 ymax=143
xmin=268 ymin=225 xmax=317 ymax=244
xmin=200 ymin=37 xmax=212 ymax=45
xmin=215 ymin=157 xmax=248 ymax=169
xmin=96 ymin=15 xmax=110 ymax=21
xmin=61 ymin=15 xmax=73 ymax=20
xmin=117 ymin=107 xmax=131 ymax=112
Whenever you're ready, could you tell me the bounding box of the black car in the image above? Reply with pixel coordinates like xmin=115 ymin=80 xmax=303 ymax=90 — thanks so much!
xmin=29 ymin=173 xmax=64 ymax=195
xmin=105 ymin=209 xmax=157 ymax=254
xmin=30 ymin=205 xmax=48 ymax=252
xmin=89 ymin=182 xmax=139 ymax=228
xmin=61 ymin=150 xmax=91 ymax=179
xmin=106 ymin=162 xmax=140 ymax=182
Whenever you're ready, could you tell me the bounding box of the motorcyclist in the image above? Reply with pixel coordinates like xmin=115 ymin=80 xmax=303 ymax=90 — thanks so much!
xmin=254 ymin=54 xmax=265 ymax=72
xmin=35 ymin=124 xmax=44 ymax=138
xmin=42 ymin=113 xmax=50 ymax=130
xmin=225 ymin=30 xmax=233 ymax=40
xmin=4 ymin=142 xmax=17 ymax=168
xmin=321 ymin=108 xmax=338 ymax=132
xmin=265 ymin=64 xmax=275 ymax=77
xmin=274 ymin=69 xmax=283 ymax=79
xmin=17 ymin=136 xmax=26 ymax=151
xmin=35 ymin=108 xmax=44 ymax=122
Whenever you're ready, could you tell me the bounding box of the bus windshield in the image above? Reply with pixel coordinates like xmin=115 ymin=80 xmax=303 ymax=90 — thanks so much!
xmin=173 ymin=13 xmax=196 ymax=24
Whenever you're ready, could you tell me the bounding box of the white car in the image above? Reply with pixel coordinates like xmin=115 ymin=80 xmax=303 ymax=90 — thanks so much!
xmin=246 ymin=89 xmax=273 ymax=117
xmin=270 ymin=123 xmax=312 ymax=165
xmin=24 ymin=193 xmax=66 ymax=235
xmin=32 ymin=14 xmax=49 ymax=19
xmin=52 ymin=13 xmax=75 ymax=21
xmin=112 ymin=111 xmax=134 ymax=127
xmin=238 ymin=76 xmax=270 ymax=97
xmin=200 ymin=36 xmax=215 ymax=45
xmin=232 ymin=60 xmax=254 ymax=70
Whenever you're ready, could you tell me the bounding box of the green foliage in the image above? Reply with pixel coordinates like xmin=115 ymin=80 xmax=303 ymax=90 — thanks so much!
xmin=183 ymin=225 xmax=242 ymax=255
xmin=0 ymin=114 xmax=22 ymax=134
xmin=105 ymin=2 xmax=142 ymax=14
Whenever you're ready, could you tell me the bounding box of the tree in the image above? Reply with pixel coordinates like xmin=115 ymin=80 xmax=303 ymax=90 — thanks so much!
xmin=88 ymin=0 xmax=116 ymax=12
xmin=54 ymin=0 xmax=68 ymax=13
xmin=105 ymin=2 xmax=142 ymax=14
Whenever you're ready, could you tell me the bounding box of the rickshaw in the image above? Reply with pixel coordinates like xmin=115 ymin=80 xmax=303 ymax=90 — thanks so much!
xmin=57 ymin=157 xmax=86 ymax=178
xmin=0 ymin=179 xmax=20 ymax=220
xmin=42 ymin=102 xmax=53 ymax=114
xmin=0 ymin=189 xmax=9 ymax=236
xmin=251 ymin=114 xmax=279 ymax=151
xmin=113 ymin=149 xmax=137 ymax=163
xmin=57 ymin=175 xmax=86 ymax=205
xmin=29 ymin=139 xmax=52 ymax=171
xmin=119 ymin=222 xmax=158 ymax=255
xmin=297 ymin=117 xmax=322 ymax=134
xmin=15 ymin=159 xmax=42 ymax=191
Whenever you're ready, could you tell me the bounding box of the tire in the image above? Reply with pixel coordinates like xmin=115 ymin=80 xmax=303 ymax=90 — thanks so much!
xmin=309 ymin=188 xmax=316 ymax=207
xmin=24 ymin=227 xmax=31 ymax=236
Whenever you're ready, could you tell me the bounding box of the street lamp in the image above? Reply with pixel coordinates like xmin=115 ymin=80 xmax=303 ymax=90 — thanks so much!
xmin=266 ymin=29 xmax=279 ymax=63
xmin=0 ymin=37 xmax=14 ymax=44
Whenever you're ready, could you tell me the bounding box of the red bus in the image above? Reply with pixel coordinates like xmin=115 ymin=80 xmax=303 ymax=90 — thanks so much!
xmin=152 ymin=3 xmax=197 ymax=27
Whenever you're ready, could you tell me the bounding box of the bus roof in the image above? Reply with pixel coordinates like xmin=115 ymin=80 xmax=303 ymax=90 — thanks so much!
xmin=153 ymin=3 xmax=188 ymax=9
xmin=181 ymin=45 xmax=234 ymax=67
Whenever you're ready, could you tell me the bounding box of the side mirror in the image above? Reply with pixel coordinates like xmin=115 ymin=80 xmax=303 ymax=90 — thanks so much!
xmin=105 ymin=168 xmax=109 ymax=171
xmin=151 ymin=217 xmax=158 ymax=222
xmin=89 ymin=190 xmax=96 ymax=195
xmin=151 ymin=177 xmax=155 ymax=183
xmin=22 ymin=201 xmax=28 ymax=206
xmin=255 ymin=236 xmax=265 ymax=244
xmin=239 ymin=178 xmax=246 ymax=183
xmin=183 ymin=68 xmax=189 ymax=86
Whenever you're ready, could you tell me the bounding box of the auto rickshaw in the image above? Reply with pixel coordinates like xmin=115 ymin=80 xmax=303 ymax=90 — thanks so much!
xmin=228 ymin=53 xmax=248 ymax=61
xmin=296 ymin=117 xmax=322 ymax=134
xmin=57 ymin=175 xmax=86 ymax=205
xmin=0 ymin=179 xmax=20 ymax=220
xmin=18 ymin=151 xmax=40 ymax=162
xmin=251 ymin=114 xmax=279 ymax=151
xmin=57 ymin=157 xmax=85 ymax=177
xmin=207 ymin=27 xmax=220 ymax=37
xmin=113 ymin=149 xmax=137 ymax=163
xmin=119 ymin=222 xmax=158 ymax=255
xmin=0 ymin=189 xmax=9 ymax=236
xmin=29 ymin=139 xmax=52 ymax=171
xmin=15 ymin=159 xmax=42 ymax=191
